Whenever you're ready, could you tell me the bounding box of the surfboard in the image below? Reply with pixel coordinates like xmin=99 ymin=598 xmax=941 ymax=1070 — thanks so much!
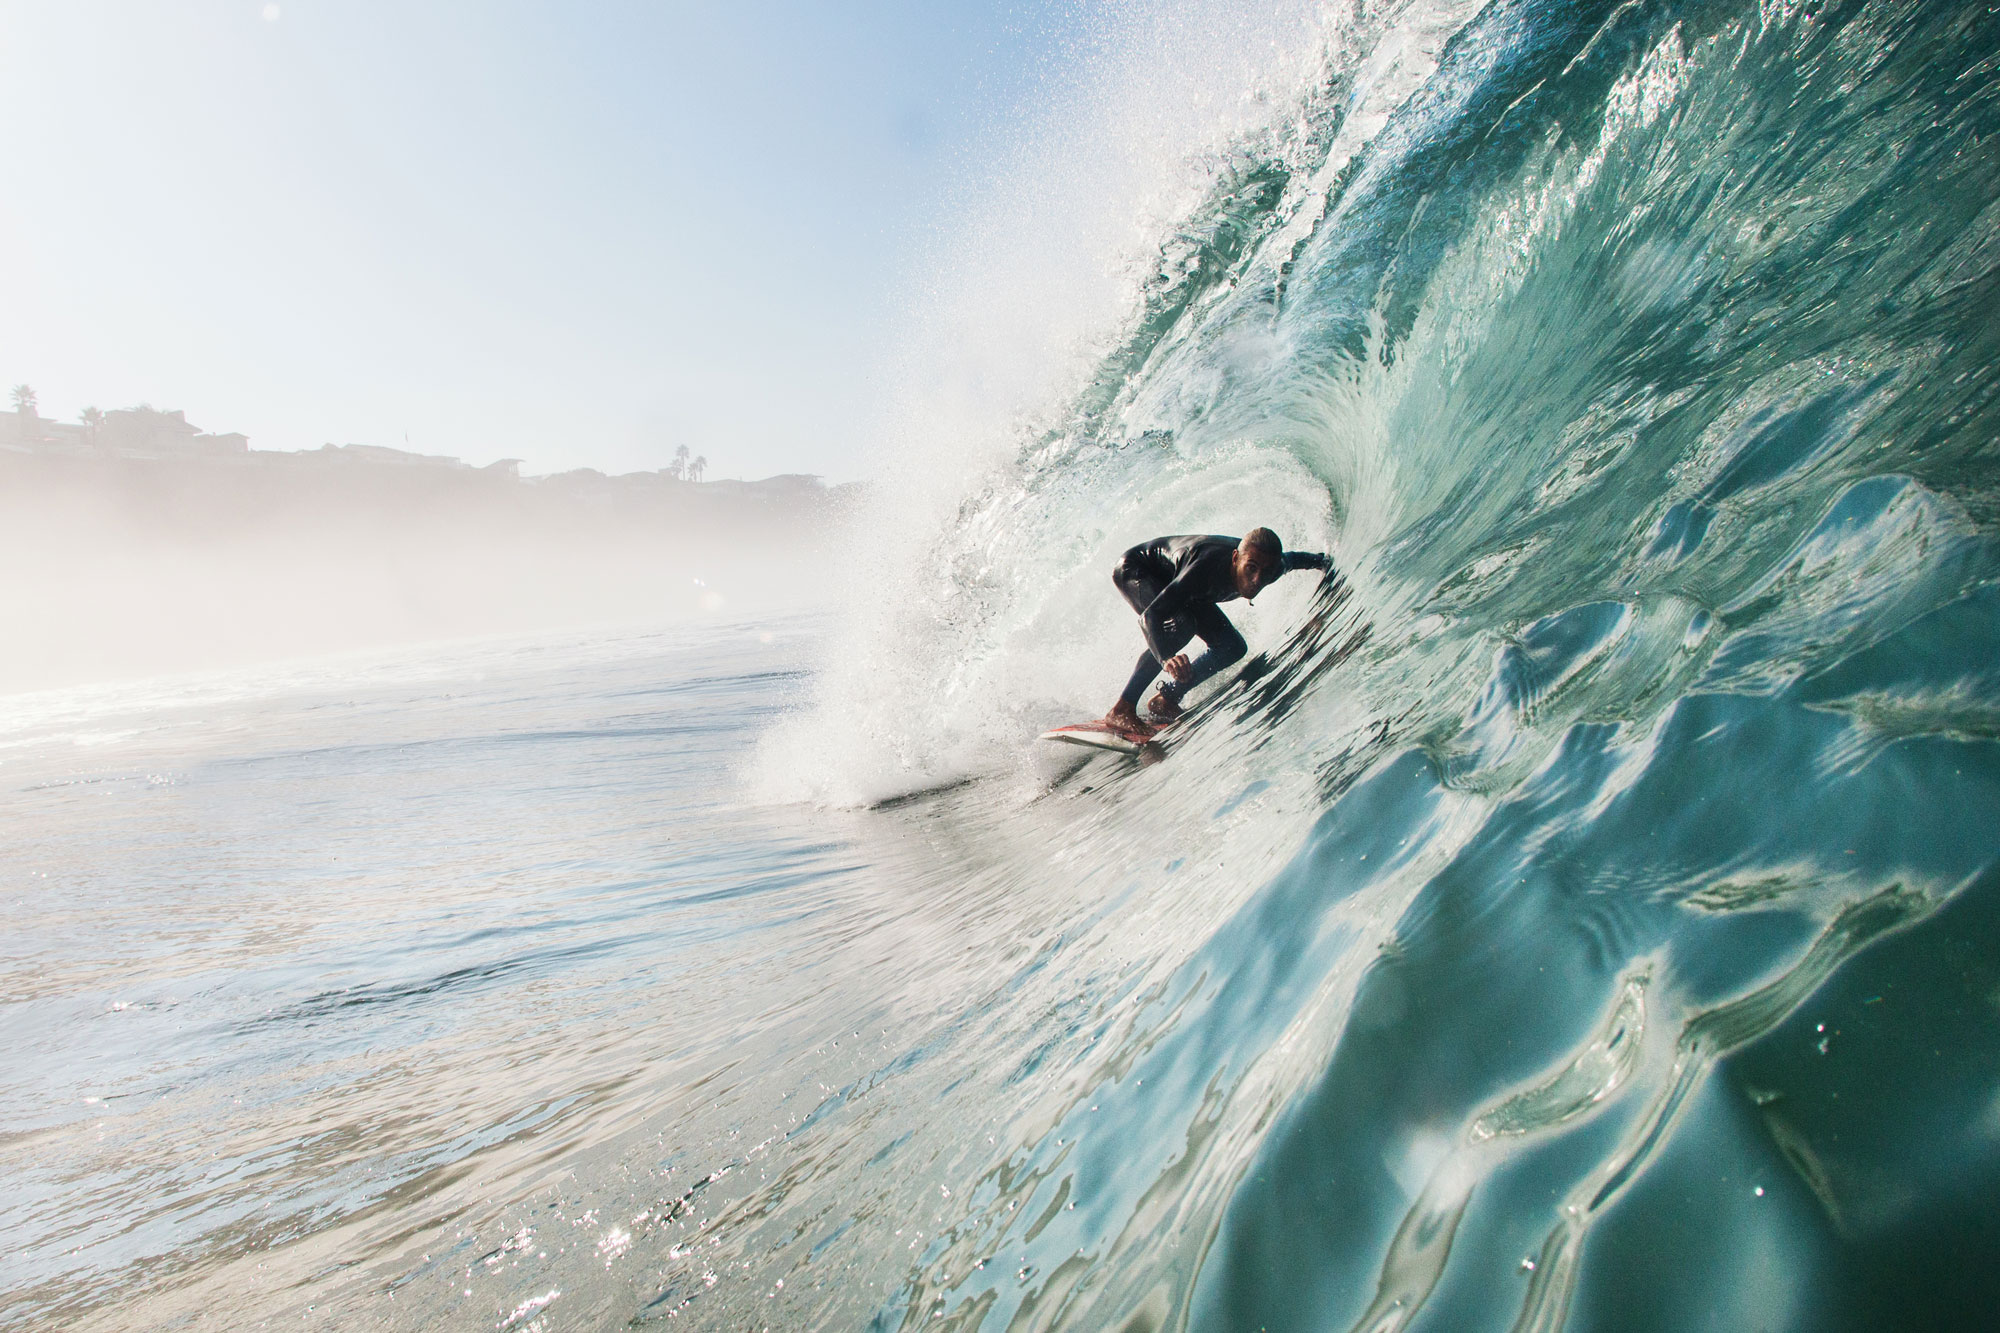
xmin=1038 ymin=720 xmax=1154 ymax=754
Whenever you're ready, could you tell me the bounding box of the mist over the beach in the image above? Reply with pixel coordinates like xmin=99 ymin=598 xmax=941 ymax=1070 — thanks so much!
xmin=0 ymin=423 xmax=851 ymax=693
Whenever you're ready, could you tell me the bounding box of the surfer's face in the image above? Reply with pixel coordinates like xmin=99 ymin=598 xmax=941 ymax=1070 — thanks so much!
xmin=1234 ymin=546 xmax=1279 ymax=599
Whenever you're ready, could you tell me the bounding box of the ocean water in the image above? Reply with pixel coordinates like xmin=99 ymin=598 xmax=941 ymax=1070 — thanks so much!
xmin=10 ymin=0 xmax=2000 ymax=1328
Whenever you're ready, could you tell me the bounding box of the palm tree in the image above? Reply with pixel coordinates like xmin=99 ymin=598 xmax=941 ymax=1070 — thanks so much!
xmin=689 ymin=455 xmax=707 ymax=482
xmin=672 ymin=444 xmax=691 ymax=480
xmin=11 ymin=384 xmax=36 ymax=417
xmin=80 ymin=405 xmax=103 ymax=446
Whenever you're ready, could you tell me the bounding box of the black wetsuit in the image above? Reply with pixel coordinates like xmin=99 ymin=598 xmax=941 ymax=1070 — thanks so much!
xmin=1113 ymin=534 xmax=1332 ymax=709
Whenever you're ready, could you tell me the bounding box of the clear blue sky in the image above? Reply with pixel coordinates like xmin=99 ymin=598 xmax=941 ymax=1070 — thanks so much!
xmin=0 ymin=1 xmax=1101 ymax=479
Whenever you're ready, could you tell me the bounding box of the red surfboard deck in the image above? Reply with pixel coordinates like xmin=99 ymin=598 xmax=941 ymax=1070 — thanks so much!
xmin=1038 ymin=720 xmax=1155 ymax=754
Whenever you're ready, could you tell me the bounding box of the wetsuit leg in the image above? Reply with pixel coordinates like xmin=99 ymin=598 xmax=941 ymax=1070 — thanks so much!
xmin=1118 ymin=652 xmax=1159 ymax=709
xmin=1155 ymin=603 xmax=1246 ymax=703
xmin=1113 ymin=562 xmax=1195 ymax=708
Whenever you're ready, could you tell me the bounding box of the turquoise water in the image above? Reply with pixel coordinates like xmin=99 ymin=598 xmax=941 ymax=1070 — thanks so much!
xmin=7 ymin=0 xmax=2000 ymax=1328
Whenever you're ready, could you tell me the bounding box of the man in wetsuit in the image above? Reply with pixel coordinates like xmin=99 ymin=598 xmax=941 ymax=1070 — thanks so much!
xmin=1105 ymin=527 xmax=1332 ymax=737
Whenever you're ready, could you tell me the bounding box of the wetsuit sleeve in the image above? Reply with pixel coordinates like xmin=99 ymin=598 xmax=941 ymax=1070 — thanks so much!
xmin=1283 ymin=551 xmax=1332 ymax=573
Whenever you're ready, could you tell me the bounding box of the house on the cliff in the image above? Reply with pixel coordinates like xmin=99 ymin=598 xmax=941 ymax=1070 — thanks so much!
xmin=2 ymin=402 xmax=247 ymax=458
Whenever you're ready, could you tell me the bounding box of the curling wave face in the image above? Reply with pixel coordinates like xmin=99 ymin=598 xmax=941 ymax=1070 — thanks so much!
xmin=760 ymin=0 xmax=2000 ymax=1327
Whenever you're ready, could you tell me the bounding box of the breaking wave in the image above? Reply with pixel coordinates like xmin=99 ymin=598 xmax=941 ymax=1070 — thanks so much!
xmin=758 ymin=0 xmax=2000 ymax=1326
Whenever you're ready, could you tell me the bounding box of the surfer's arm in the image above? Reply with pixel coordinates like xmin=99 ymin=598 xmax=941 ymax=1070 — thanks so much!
xmin=1283 ymin=551 xmax=1332 ymax=574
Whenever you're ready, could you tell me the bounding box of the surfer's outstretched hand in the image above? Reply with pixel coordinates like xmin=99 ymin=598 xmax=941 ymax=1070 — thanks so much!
xmin=1162 ymin=654 xmax=1193 ymax=682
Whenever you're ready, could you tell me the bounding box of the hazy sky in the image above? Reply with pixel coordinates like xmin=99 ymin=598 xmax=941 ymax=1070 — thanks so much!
xmin=0 ymin=1 xmax=1099 ymax=480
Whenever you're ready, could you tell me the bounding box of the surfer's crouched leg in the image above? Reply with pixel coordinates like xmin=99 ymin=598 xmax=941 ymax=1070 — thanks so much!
xmin=1155 ymin=610 xmax=1246 ymax=714
xmin=1119 ymin=649 xmax=1161 ymax=710
xmin=1111 ymin=557 xmax=1191 ymax=732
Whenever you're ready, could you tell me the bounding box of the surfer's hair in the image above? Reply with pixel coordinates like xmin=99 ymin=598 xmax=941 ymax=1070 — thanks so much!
xmin=1242 ymin=527 xmax=1282 ymax=560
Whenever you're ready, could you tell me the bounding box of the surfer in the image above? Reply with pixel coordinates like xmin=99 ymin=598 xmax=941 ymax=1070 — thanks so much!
xmin=1104 ymin=528 xmax=1332 ymax=737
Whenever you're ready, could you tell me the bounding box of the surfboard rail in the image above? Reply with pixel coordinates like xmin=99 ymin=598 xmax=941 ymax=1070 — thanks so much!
xmin=1038 ymin=720 xmax=1154 ymax=754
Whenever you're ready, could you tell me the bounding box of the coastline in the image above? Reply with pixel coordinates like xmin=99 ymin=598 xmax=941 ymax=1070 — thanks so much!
xmin=0 ymin=443 xmax=859 ymax=695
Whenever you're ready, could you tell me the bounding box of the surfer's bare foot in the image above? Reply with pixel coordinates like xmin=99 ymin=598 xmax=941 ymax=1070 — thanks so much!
xmin=1104 ymin=701 xmax=1155 ymax=738
xmin=1146 ymin=690 xmax=1184 ymax=725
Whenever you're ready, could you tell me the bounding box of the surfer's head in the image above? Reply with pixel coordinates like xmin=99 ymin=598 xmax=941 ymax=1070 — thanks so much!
xmin=1234 ymin=528 xmax=1282 ymax=600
